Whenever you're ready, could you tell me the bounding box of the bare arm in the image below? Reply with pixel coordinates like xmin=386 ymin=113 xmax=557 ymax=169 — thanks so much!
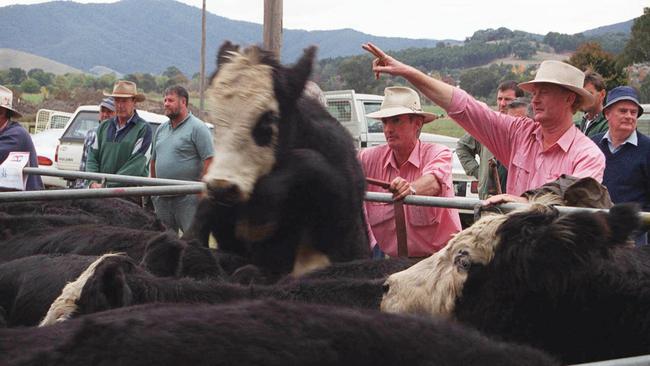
xmin=362 ymin=43 xmax=455 ymax=110
xmin=200 ymin=157 xmax=213 ymax=179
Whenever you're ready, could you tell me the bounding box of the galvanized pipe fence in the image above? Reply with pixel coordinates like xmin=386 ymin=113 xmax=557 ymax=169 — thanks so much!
xmin=3 ymin=171 xmax=650 ymax=365
xmin=3 ymin=168 xmax=650 ymax=228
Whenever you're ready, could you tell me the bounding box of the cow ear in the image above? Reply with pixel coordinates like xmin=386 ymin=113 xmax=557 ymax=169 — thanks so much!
xmin=284 ymin=46 xmax=317 ymax=104
xmin=605 ymin=203 xmax=641 ymax=245
xmin=140 ymin=232 xmax=184 ymax=277
xmin=77 ymin=256 xmax=134 ymax=313
xmin=217 ymin=40 xmax=240 ymax=68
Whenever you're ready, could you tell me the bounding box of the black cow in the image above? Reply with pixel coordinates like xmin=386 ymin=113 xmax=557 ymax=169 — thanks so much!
xmin=0 ymin=254 xmax=97 ymax=327
xmin=40 ymin=254 xmax=385 ymax=325
xmin=382 ymin=203 xmax=650 ymax=363
xmin=184 ymin=42 xmax=369 ymax=279
xmin=1 ymin=300 xmax=558 ymax=366
xmin=0 ymin=213 xmax=98 ymax=241
xmin=0 ymin=198 xmax=165 ymax=231
xmin=0 ymin=225 xmax=228 ymax=280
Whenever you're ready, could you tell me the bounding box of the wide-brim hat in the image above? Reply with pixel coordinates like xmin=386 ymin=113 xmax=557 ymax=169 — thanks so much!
xmin=0 ymin=85 xmax=23 ymax=118
xmin=518 ymin=60 xmax=594 ymax=109
xmin=366 ymin=86 xmax=438 ymax=123
xmin=603 ymin=86 xmax=644 ymax=117
xmin=103 ymin=80 xmax=146 ymax=102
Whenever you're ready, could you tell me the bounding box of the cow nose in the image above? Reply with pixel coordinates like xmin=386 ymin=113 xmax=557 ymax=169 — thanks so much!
xmin=382 ymin=282 xmax=390 ymax=295
xmin=206 ymin=179 xmax=243 ymax=205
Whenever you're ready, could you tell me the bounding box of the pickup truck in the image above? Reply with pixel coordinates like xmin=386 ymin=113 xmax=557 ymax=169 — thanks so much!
xmin=324 ymin=89 xmax=478 ymax=200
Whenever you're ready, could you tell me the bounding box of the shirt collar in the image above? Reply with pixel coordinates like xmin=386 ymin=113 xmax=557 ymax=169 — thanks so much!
xmin=601 ymin=130 xmax=638 ymax=149
xmin=171 ymin=112 xmax=191 ymax=129
xmin=112 ymin=111 xmax=139 ymax=130
xmin=385 ymin=140 xmax=421 ymax=170
xmin=532 ymin=123 xmax=576 ymax=152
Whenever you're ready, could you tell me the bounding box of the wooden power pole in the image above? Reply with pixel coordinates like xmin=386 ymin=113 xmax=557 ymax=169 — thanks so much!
xmin=199 ymin=0 xmax=206 ymax=116
xmin=263 ymin=0 xmax=283 ymax=59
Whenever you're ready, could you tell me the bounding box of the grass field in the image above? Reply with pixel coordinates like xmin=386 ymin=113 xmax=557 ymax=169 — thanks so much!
xmin=422 ymin=104 xmax=467 ymax=138
xmin=21 ymin=93 xmax=44 ymax=104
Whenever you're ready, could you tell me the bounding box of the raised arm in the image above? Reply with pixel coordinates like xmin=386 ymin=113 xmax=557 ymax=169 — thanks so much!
xmin=362 ymin=43 xmax=454 ymax=110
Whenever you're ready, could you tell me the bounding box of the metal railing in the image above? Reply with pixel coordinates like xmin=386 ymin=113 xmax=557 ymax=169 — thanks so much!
xmin=2 ymin=168 xmax=649 ymax=227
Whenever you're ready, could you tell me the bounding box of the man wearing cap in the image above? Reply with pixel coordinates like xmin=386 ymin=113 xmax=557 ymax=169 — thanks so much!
xmin=86 ymin=80 xmax=152 ymax=192
xmin=578 ymin=70 xmax=609 ymax=138
xmin=0 ymin=85 xmax=43 ymax=191
xmin=362 ymin=43 xmax=605 ymax=205
xmin=150 ymin=86 xmax=214 ymax=234
xmin=591 ymin=86 xmax=649 ymax=245
xmin=74 ymin=97 xmax=115 ymax=188
xmin=456 ymin=80 xmax=523 ymax=199
xmin=359 ymin=86 xmax=461 ymax=258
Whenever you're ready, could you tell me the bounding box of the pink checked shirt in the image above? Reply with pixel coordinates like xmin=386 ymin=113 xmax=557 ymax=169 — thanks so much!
xmin=448 ymin=88 xmax=605 ymax=196
xmin=359 ymin=141 xmax=461 ymax=257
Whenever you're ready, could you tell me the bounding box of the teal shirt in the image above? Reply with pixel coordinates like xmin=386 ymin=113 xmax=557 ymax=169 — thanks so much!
xmin=151 ymin=113 xmax=214 ymax=181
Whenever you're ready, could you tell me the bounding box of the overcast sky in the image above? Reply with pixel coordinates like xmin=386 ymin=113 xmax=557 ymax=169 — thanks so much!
xmin=1 ymin=0 xmax=648 ymax=40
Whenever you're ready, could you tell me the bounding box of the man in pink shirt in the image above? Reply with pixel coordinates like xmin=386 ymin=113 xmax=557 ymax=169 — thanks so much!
xmin=362 ymin=43 xmax=605 ymax=205
xmin=359 ymin=86 xmax=461 ymax=258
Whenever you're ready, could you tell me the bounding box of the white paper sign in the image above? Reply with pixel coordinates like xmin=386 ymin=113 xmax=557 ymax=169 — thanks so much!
xmin=0 ymin=151 xmax=30 ymax=191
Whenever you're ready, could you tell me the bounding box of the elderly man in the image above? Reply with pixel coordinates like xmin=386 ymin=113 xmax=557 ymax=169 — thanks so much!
xmin=578 ymin=70 xmax=609 ymax=138
xmin=86 ymin=80 xmax=152 ymax=193
xmin=359 ymin=86 xmax=461 ymax=258
xmin=591 ymin=86 xmax=649 ymax=244
xmin=74 ymin=97 xmax=115 ymax=188
xmin=456 ymin=80 xmax=524 ymax=199
xmin=0 ymin=85 xmax=42 ymax=190
xmin=362 ymin=43 xmax=605 ymax=205
xmin=150 ymin=86 xmax=214 ymax=234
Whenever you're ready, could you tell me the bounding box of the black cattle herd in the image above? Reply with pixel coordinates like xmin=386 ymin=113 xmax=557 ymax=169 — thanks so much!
xmin=0 ymin=43 xmax=649 ymax=365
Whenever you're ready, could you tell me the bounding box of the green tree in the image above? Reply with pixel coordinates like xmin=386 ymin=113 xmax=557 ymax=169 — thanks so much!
xmin=20 ymin=78 xmax=40 ymax=93
xmin=639 ymin=76 xmax=650 ymax=103
xmin=569 ymin=42 xmax=627 ymax=89
xmin=511 ymin=39 xmax=536 ymax=59
xmin=7 ymin=68 xmax=27 ymax=85
xmin=27 ymin=68 xmax=54 ymax=87
xmin=620 ymin=7 xmax=650 ymax=65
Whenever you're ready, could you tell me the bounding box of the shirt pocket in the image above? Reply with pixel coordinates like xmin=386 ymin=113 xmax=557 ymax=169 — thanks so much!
xmin=366 ymin=202 xmax=394 ymax=227
xmin=406 ymin=206 xmax=440 ymax=227
xmin=511 ymin=156 xmax=531 ymax=190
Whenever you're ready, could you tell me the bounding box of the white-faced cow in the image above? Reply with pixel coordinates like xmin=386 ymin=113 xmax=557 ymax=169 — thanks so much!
xmin=381 ymin=202 xmax=650 ymax=363
xmin=184 ymin=42 xmax=369 ymax=279
xmin=2 ymin=300 xmax=558 ymax=366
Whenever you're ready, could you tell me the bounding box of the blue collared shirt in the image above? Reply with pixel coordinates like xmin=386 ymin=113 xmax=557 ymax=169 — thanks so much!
xmin=600 ymin=130 xmax=638 ymax=154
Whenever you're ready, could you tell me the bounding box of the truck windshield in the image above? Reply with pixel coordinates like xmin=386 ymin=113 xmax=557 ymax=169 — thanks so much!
xmin=60 ymin=111 xmax=99 ymax=142
xmin=364 ymin=102 xmax=383 ymax=133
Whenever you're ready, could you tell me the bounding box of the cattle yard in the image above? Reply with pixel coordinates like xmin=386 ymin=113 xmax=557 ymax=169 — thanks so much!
xmin=2 ymin=169 xmax=650 ymax=365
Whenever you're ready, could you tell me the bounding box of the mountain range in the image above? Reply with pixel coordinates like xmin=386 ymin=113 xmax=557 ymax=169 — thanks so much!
xmin=0 ymin=0 xmax=636 ymax=76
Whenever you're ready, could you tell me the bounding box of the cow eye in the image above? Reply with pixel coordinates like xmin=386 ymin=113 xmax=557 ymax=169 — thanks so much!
xmin=453 ymin=250 xmax=471 ymax=272
xmin=252 ymin=111 xmax=278 ymax=147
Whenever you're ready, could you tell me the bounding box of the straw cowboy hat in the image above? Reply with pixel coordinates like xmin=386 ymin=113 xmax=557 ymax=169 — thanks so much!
xmin=0 ymin=85 xmax=23 ymax=118
xmin=104 ymin=80 xmax=146 ymax=102
xmin=518 ymin=60 xmax=594 ymax=109
xmin=366 ymin=86 xmax=438 ymax=123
